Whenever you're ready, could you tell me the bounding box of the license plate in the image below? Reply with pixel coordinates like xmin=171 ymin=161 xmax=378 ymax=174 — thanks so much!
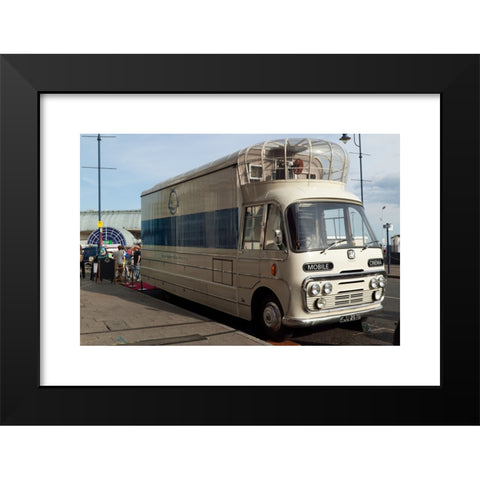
xmin=339 ymin=314 xmax=361 ymax=323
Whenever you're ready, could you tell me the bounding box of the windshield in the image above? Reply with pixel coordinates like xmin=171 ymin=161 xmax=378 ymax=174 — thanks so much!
xmin=286 ymin=201 xmax=379 ymax=252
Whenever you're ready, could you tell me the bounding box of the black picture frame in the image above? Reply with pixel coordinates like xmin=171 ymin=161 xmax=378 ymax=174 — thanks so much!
xmin=1 ymin=54 xmax=478 ymax=425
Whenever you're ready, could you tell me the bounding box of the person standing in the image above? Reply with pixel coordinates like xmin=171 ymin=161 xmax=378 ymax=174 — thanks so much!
xmin=80 ymin=245 xmax=85 ymax=279
xmin=133 ymin=245 xmax=141 ymax=281
xmin=113 ymin=245 xmax=125 ymax=284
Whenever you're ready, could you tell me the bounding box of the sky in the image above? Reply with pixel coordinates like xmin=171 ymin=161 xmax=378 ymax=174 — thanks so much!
xmin=80 ymin=134 xmax=400 ymax=244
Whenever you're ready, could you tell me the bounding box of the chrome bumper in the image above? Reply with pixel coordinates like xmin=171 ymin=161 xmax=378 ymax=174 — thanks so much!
xmin=283 ymin=303 xmax=383 ymax=328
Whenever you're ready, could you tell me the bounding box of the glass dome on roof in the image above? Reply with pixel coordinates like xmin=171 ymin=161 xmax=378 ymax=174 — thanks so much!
xmin=236 ymin=138 xmax=350 ymax=185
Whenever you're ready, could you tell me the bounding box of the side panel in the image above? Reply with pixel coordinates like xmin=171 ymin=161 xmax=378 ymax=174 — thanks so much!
xmin=141 ymin=166 xmax=241 ymax=316
xmin=237 ymin=249 xmax=261 ymax=319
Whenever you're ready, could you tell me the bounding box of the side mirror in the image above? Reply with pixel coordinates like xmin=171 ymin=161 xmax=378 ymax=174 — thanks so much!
xmin=274 ymin=229 xmax=283 ymax=246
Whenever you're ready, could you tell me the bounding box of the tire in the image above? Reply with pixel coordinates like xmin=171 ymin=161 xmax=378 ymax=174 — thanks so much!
xmin=256 ymin=294 xmax=290 ymax=341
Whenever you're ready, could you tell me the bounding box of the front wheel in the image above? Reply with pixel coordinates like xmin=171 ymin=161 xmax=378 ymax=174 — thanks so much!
xmin=256 ymin=294 xmax=290 ymax=341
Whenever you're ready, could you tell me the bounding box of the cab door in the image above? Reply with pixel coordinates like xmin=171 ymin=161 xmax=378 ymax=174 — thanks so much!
xmin=237 ymin=204 xmax=264 ymax=317
xmin=259 ymin=202 xmax=288 ymax=291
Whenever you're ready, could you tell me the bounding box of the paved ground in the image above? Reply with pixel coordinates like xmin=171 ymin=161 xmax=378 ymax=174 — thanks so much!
xmin=386 ymin=263 xmax=400 ymax=278
xmin=81 ymin=263 xmax=399 ymax=346
xmin=80 ymin=277 xmax=269 ymax=346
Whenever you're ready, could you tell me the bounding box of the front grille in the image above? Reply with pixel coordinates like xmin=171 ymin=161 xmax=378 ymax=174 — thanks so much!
xmin=306 ymin=289 xmax=377 ymax=311
xmin=325 ymin=290 xmax=373 ymax=309
xmin=333 ymin=291 xmax=365 ymax=306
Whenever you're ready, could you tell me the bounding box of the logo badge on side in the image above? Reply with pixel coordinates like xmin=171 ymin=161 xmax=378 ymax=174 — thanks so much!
xmin=347 ymin=249 xmax=356 ymax=260
xmin=168 ymin=189 xmax=179 ymax=215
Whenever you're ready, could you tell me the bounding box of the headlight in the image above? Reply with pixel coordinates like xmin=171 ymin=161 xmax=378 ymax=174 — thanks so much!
xmin=377 ymin=275 xmax=386 ymax=288
xmin=309 ymin=282 xmax=321 ymax=296
xmin=370 ymin=277 xmax=378 ymax=289
xmin=323 ymin=282 xmax=333 ymax=295
xmin=315 ymin=298 xmax=326 ymax=310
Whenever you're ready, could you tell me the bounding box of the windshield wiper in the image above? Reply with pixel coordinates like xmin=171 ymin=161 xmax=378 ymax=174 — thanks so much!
xmin=361 ymin=240 xmax=381 ymax=251
xmin=320 ymin=239 xmax=348 ymax=254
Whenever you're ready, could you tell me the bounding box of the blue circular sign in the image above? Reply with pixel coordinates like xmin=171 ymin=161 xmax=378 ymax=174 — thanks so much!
xmin=87 ymin=227 xmax=126 ymax=246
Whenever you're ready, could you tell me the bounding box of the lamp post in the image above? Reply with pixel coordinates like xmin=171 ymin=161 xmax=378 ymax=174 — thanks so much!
xmin=380 ymin=205 xmax=386 ymax=245
xmin=383 ymin=222 xmax=392 ymax=274
xmin=82 ymin=134 xmax=116 ymax=282
xmin=339 ymin=133 xmax=369 ymax=204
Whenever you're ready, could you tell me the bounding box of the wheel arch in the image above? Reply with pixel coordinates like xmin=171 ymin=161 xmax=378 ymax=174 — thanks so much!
xmin=251 ymin=286 xmax=284 ymax=320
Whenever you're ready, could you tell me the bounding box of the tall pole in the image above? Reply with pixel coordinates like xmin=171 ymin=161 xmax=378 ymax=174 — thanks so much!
xmin=97 ymin=134 xmax=101 ymax=223
xmin=82 ymin=133 xmax=116 ymax=283
xmin=97 ymin=134 xmax=102 ymax=246
xmin=383 ymin=222 xmax=391 ymax=274
xmin=387 ymin=226 xmax=390 ymax=274
xmin=82 ymin=133 xmax=116 ymax=250
xmin=339 ymin=133 xmax=369 ymax=205
xmin=354 ymin=133 xmax=364 ymax=204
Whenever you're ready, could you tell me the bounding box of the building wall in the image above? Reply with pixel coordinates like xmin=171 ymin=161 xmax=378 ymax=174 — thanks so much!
xmin=80 ymin=210 xmax=141 ymax=246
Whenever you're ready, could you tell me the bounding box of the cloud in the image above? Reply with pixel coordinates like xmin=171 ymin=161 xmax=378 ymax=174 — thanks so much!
xmin=348 ymin=172 xmax=400 ymax=206
xmin=370 ymin=173 xmax=400 ymax=205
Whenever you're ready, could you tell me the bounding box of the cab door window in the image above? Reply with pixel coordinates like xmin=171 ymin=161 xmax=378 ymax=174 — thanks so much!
xmin=242 ymin=205 xmax=264 ymax=250
xmin=264 ymin=204 xmax=286 ymax=250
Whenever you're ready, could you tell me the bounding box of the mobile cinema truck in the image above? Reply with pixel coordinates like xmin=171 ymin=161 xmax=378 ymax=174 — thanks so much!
xmin=141 ymin=138 xmax=386 ymax=339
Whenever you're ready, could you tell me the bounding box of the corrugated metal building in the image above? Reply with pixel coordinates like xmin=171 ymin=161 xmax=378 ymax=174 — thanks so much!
xmin=80 ymin=210 xmax=141 ymax=246
xmin=391 ymin=234 xmax=400 ymax=253
xmin=391 ymin=234 xmax=400 ymax=265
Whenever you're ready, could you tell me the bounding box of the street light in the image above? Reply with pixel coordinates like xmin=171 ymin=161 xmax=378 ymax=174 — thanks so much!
xmin=381 ymin=205 xmax=386 ymax=222
xmin=339 ymin=133 xmax=370 ymax=204
xmin=383 ymin=222 xmax=393 ymax=274
xmin=82 ymin=134 xmax=116 ymax=282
